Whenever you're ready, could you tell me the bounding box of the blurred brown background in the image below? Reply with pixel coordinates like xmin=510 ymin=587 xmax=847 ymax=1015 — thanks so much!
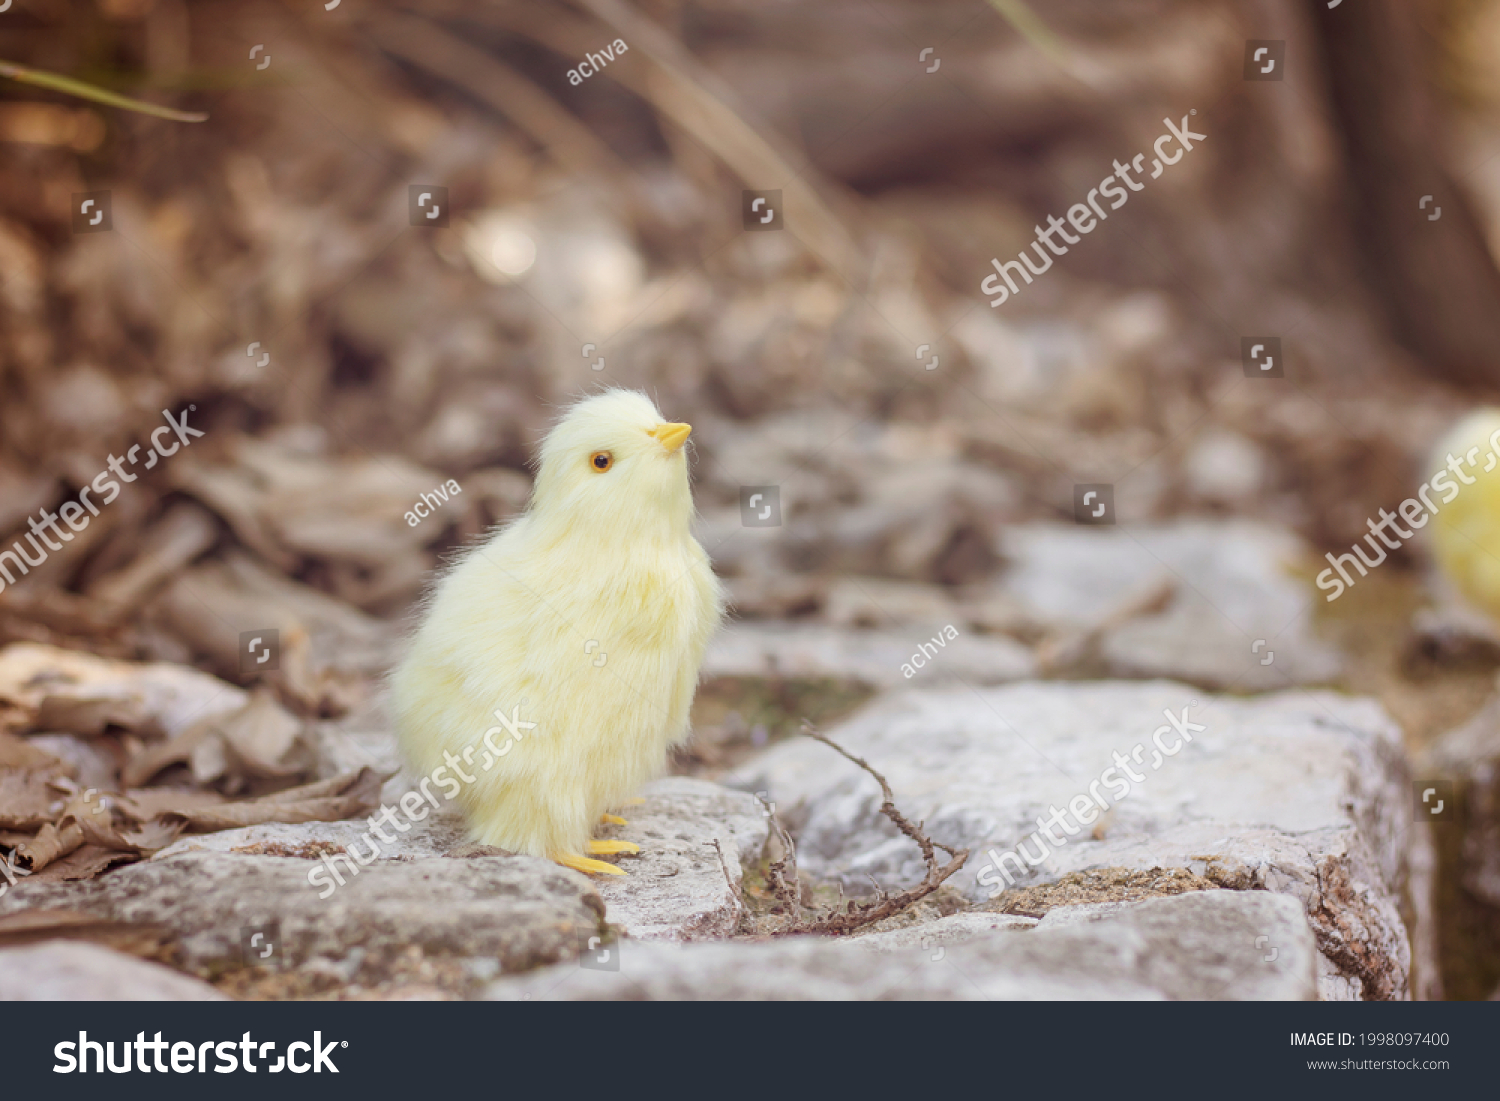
xmin=5 ymin=0 xmax=1500 ymax=996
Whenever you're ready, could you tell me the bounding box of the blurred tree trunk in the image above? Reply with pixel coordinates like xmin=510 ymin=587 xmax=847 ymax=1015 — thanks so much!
xmin=1312 ymin=0 xmax=1500 ymax=387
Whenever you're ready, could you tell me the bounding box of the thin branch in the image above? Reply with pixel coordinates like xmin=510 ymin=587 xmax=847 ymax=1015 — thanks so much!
xmin=370 ymin=11 xmax=628 ymax=182
xmin=984 ymin=0 xmax=1070 ymax=69
xmin=752 ymin=791 xmax=801 ymax=919
xmin=1035 ymin=576 xmax=1175 ymax=675
xmin=0 ymin=61 xmax=208 ymax=122
xmin=771 ymin=721 xmax=969 ymax=937
xmin=561 ymin=0 xmax=865 ymax=282
xmin=707 ymin=838 xmax=743 ymax=918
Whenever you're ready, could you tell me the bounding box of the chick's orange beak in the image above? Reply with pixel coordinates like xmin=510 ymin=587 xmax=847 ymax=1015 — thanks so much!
xmin=648 ymin=422 xmax=692 ymax=453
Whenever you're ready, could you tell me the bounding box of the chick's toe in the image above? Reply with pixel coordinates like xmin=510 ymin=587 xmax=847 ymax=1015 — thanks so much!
xmin=556 ymin=853 xmax=628 ymax=876
xmin=587 ymin=839 xmax=640 ymax=855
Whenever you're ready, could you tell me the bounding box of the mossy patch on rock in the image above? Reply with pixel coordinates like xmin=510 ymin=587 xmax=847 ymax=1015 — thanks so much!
xmin=985 ymin=866 xmax=1218 ymax=917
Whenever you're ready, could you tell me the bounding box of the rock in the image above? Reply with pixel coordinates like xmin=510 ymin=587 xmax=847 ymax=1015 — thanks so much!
xmin=703 ymin=621 xmax=1035 ymax=688
xmin=996 ymin=520 xmax=1341 ymax=690
xmin=1425 ymin=695 xmax=1500 ymax=907
xmin=1422 ymin=694 xmax=1500 ymax=999
xmin=698 ymin=409 xmax=868 ymax=516
xmin=846 ymin=911 xmax=1036 ymax=952
xmin=742 ymin=681 xmax=1431 ymax=1000
xmin=150 ymin=812 xmax=472 ymax=864
xmin=0 ymin=851 xmax=605 ymax=984
xmin=696 ymin=412 xmax=1013 ymax=586
xmin=1405 ymin=604 xmax=1500 ymax=672
xmin=0 ymin=942 xmax=226 ymax=1000
xmin=823 ymin=576 xmax=958 ymax=630
xmin=720 ymin=572 xmax=827 ymax=620
xmin=811 ymin=460 xmax=1011 ymax=585
xmin=486 ymin=890 xmax=1317 ymax=1000
xmin=153 ymin=776 xmax=770 ymax=947
xmin=1184 ymin=430 xmax=1268 ymax=506
xmin=593 ymin=777 xmax=769 ymax=941
xmin=1034 ymin=902 xmax=1143 ymax=928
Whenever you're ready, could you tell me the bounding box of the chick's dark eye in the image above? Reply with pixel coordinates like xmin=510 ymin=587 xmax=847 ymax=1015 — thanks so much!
xmin=590 ymin=451 xmax=613 ymax=472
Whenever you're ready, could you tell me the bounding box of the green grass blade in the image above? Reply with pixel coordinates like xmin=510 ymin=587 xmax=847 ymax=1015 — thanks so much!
xmin=985 ymin=0 xmax=1071 ymax=69
xmin=0 ymin=60 xmax=208 ymax=122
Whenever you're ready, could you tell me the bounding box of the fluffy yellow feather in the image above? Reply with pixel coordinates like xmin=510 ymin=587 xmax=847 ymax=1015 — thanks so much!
xmin=1429 ymin=407 xmax=1500 ymax=623
xmin=390 ymin=390 xmax=725 ymax=875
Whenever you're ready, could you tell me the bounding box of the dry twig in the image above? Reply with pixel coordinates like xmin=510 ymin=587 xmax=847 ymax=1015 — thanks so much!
xmin=1035 ymin=576 xmax=1176 ymax=676
xmin=758 ymin=792 xmax=802 ymax=920
xmin=769 ymin=721 xmax=968 ymax=937
xmin=707 ymin=838 xmax=743 ymax=918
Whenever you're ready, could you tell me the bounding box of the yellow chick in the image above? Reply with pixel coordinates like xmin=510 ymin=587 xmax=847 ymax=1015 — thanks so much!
xmin=1428 ymin=407 xmax=1500 ymax=623
xmin=391 ymin=390 xmax=724 ymax=875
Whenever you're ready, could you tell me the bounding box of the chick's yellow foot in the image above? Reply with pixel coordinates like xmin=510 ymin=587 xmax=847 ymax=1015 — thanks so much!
xmin=587 ymin=839 xmax=640 ymax=855
xmin=600 ymin=813 xmax=628 ymax=826
xmin=556 ymin=852 xmax=627 ymax=876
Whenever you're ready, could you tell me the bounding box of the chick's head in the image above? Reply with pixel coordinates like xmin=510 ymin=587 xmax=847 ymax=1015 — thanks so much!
xmin=530 ymin=389 xmax=697 ymax=539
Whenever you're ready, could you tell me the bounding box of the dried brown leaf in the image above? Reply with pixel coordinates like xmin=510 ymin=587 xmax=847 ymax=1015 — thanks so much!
xmin=171 ymin=462 xmax=297 ymax=571
xmin=119 ymin=719 xmax=206 ymax=788
xmin=0 ymin=589 xmax=117 ymax=647
xmin=0 ymin=467 xmax=58 ymax=536
xmin=86 ymin=503 xmax=219 ymax=619
xmin=54 ymin=794 xmax=178 ymax=857
xmin=24 ymin=846 xmax=139 ymax=882
xmin=121 ymin=688 xmax=304 ymax=788
xmin=0 ymin=768 xmax=63 ymax=830
xmin=114 ymin=787 xmax=225 ymax=819
xmin=33 ymin=693 xmax=153 ymax=738
xmin=213 ymin=689 xmax=305 ymax=777
xmin=0 ymin=642 xmax=246 ymax=741
xmin=175 ymin=441 xmax=442 ymax=572
xmin=0 ymin=908 xmax=169 ymax=956
xmin=118 ymin=818 xmax=184 ymax=852
xmin=269 ymin=627 xmax=365 ymax=717
xmin=15 ymin=820 xmax=84 ymax=873
xmin=153 ymin=553 xmax=393 ymax=689
xmin=0 ymin=730 xmax=63 ymax=770
xmin=155 ymin=766 xmax=385 ymax=832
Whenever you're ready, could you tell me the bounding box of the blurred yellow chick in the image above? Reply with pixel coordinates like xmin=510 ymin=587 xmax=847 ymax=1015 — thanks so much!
xmin=391 ymin=390 xmax=724 ymax=875
xmin=1429 ymin=407 xmax=1500 ymax=623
